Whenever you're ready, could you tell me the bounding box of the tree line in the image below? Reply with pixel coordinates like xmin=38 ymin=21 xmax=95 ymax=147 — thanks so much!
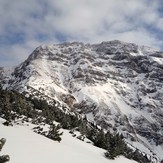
xmin=0 ymin=85 xmax=151 ymax=162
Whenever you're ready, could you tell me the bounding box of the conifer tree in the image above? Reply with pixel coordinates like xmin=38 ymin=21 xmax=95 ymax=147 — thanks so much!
xmin=94 ymin=129 xmax=107 ymax=149
xmin=47 ymin=124 xmax=63 ymax=142
xmin=0 ymin=138 xmax=10 ymax=163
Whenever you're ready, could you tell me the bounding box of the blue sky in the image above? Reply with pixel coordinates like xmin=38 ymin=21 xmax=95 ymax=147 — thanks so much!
xmin=0 ymin=0 xmax=163 ymax=66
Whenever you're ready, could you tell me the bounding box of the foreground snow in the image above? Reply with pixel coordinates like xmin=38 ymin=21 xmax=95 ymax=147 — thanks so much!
xmin=0 ymin=119 xmax=137 ymax=163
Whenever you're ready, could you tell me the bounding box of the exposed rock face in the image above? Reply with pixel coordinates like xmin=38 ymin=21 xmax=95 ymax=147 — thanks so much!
xmin=1 ymin=40 xmax=163 ymax=160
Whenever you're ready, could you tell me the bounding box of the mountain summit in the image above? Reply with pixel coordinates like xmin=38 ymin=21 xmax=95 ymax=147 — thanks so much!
xmin=1 ymin=40 xmax=163 ymax=160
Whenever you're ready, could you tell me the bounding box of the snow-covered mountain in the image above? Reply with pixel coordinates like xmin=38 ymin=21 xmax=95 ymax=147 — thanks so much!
xmin=1 ymin=40 xmax=163 ymax=161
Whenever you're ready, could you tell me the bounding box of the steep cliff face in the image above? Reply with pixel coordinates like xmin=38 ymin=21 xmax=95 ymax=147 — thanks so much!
xmin=1 ymin=40 xmax=163 ymax=160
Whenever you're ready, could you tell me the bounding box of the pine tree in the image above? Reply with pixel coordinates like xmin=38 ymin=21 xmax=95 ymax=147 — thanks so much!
xmin=0 ymin=84 xmax=2 ymax=91
xmin=86 ymin=127 xmax=97 ymax=142
xmin=79 ymin=119 xmax=87 ymax=135
xmin=0 ymin=138 xmax=10 ymax=163
xmin=47 ymin=124 xmax=63 ymax=142
xmin=105 ymin=133 xmax=127 ymax=159
xmin=60 ymin=115 xmax=71 ymax=129
xmin=94 ymin=129 xmax=107 ymax=149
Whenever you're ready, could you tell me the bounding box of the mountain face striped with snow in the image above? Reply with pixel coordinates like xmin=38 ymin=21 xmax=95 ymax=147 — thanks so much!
xmin=1 ymin=40 xmax=163 ymax=160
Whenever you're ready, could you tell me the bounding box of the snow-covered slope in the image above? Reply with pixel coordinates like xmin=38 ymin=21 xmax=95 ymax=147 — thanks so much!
xmin=0 ymin=118 xmax=137 ymax=163
xmin=1 ymin=40 xmax=163 ymax=161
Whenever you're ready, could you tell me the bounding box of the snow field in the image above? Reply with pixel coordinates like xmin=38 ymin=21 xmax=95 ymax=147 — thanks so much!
xmin=0 ymin=118 xmax=137 ymax=163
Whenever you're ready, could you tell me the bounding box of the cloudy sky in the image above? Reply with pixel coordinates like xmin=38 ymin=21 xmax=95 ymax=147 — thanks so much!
xmin=0 ymin=0 xmax=163 ymax=66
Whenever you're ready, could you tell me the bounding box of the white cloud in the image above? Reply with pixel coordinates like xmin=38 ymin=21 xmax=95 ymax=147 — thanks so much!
xmin=46 ymin=0 xmax=162 ymax=46
xmin=0 ymin=0 xmax=163 ymax=66
xmin=157 ymin=18 xmax=163 ymax=31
